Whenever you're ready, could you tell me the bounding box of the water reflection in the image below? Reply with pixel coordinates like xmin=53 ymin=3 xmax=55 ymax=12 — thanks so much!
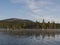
xmin=0 ymin=30 xmax=60 ymax=45
xmin=7 ymin=30 xmax=60 ymax=39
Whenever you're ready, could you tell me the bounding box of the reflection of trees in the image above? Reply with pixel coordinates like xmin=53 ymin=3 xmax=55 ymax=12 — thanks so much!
xmin=34 ymin=31 xmax=56 ymax=39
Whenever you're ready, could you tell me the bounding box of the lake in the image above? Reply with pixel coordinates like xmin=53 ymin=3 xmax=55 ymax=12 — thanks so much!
xmin=0 ymin=30 xmax=60 ymax=45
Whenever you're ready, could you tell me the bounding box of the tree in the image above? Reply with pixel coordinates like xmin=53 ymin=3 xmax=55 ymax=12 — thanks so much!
xmin=35 ymin=21 xmax=40 ymax=29
xmin=47 ymin=21 xmax=51 ymax=29
xmin=52 ymin=21 xmax=56 ymax=29
xmin=42 ymin=19 xmax=46 ymax=29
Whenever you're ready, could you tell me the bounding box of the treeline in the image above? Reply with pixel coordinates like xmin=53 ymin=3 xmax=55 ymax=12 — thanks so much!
xmin=0 ymin=19 xmax=60 ymax=29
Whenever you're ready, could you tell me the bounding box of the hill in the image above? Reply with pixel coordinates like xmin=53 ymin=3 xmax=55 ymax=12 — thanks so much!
xmin=0 ymin=18 xmax=34 ymax=23
xmin=0 ymin=18 xmax=59 ymax=29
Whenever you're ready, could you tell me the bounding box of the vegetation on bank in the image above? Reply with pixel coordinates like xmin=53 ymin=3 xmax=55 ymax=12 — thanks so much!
xmin=0 ymin=18 xmax=59 ymax=29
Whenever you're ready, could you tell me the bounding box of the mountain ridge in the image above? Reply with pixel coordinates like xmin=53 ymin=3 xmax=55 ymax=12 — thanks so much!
xmin=0 ymin=18 xmax=34 ymax=23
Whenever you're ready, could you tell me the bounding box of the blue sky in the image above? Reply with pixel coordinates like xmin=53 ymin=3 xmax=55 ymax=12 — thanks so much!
xmin=0 ymin=0 xmax=60 ymax=23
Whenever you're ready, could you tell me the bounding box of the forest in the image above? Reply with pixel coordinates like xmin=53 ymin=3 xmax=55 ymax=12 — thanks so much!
xmin=0 ymin=18 xmax=60 ymax=29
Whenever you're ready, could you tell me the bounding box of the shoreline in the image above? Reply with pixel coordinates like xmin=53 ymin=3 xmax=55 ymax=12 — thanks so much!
xmin=0 ymin=29 xmax=60 ymax=33
xmin=0 ymin=29 xmax=60 ymax=35
xmin=0 ymin=28 xmax=60 ymax=30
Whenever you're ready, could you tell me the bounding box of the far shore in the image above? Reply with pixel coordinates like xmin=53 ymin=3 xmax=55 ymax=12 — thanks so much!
xmin=0 ymin=28 xmax=60 ymax=30
xmin=0 ymin=28 xmax=60 ymax=32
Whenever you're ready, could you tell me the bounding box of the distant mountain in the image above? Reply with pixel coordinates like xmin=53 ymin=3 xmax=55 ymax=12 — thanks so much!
xmin=0 ymin=18 xmax=33 ymax=23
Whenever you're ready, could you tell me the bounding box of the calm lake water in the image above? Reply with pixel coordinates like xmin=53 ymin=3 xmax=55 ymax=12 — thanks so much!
xmin=0 ymin=30 xmax=60 ymax=45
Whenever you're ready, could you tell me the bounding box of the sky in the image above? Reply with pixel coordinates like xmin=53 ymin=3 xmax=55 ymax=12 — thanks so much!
xmin=0 ymin=0 xmax=60 ymax=23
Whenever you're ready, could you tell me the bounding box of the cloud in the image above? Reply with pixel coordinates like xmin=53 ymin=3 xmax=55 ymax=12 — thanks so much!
xmin=10 ymin=0 xmax=60 ymax=23
xmin=27 ymin=0 xmax=56 ymax=14
xmin=31 ymin=14 xmax=55 ymax=22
